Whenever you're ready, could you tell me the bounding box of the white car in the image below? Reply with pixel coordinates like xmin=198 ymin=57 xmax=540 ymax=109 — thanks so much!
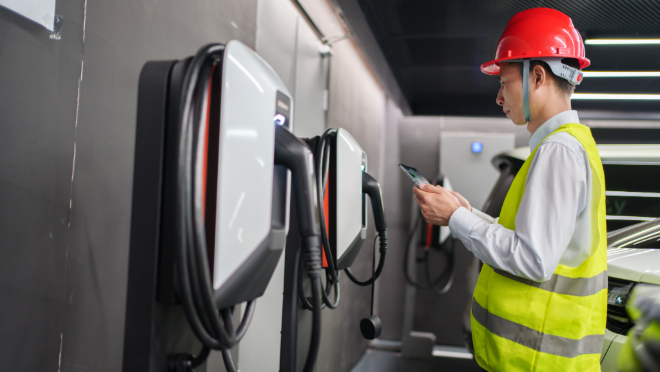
xmin=601 ymin=219 xmax=660 ymax=371
xmin=463 ymin=144 xmax=660 ymax=368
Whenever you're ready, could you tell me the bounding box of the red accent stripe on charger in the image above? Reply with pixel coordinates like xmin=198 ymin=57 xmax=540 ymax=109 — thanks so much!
xmin=322 ymin=180 xmax=330 ymax=267
xmin=201 ymin=64 xmax=216 ymax=221
xmin=425 ymin=223 xmax=433 ymax=247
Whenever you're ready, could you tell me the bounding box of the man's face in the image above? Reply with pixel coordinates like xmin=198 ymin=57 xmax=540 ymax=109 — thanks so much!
xmin=496 ymin=62 xmax=527 ymax=125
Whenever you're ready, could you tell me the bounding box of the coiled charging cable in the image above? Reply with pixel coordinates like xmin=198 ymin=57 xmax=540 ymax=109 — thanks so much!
xmin=298 ymin=128 xmax=389 ymax=316
xmin=171 ymin=43 xmax=255 ymax=372
xmin=299 ymin=128 xmax=340 ymax=310
xmin=403 ymin=206 xmax=456 ymax=295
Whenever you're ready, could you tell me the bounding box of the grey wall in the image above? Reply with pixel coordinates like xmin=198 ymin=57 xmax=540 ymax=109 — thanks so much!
xmin=0 ymin=0 xmax=255 ymax=370
xmin=374 ymin=98 xmax=409 ymax=341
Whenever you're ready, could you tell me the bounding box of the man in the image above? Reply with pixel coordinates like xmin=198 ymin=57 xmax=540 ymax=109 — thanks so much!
xmin=414 ymin=8 xmax=607 ymax=372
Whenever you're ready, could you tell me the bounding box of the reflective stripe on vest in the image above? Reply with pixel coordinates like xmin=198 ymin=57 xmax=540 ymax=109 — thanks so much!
xmin=492 ymin=267 xmax=608 ymax=297
xmin=470 ymin=123 xmax=608 ymax=372
xmin=472 ymin=298 xmax=605 ymax=358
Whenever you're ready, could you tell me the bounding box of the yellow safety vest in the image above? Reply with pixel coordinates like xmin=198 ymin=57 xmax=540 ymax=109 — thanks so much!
xmin=471 ymin=124 xmax=608 ymax=372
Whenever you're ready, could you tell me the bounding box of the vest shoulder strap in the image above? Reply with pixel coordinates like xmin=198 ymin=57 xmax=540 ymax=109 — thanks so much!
xmin=498 ymin=123 xmax=597 ymax=231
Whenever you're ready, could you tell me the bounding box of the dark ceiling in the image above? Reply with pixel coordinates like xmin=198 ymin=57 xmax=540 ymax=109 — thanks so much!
xmin=354 ymin=0 xmax=660 ymax=116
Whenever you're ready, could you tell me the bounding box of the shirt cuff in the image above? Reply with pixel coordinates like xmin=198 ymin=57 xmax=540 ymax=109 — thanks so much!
xmin=448 ymin=207 xmax=483 ymax=246
xmin=472 ymin=208 xmax=497 ymax=224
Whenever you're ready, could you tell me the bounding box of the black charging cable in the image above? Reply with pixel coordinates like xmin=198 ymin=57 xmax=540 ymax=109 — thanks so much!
xmin=345 ymin=172 xmax=388 ymax=287
xmin=370 ymin=236 xmax=377 ymax=315
xmin=298 ymin=129 xmax=341 ymax=310
xmin=343 ymin=233 xmax=387 ymax=286
xmin=358 ymin=235 xmax=383 ymax=339
xmin=403 ymin=208 xmax=456 ymax=295
xmin=170 ymin=43 xmax=256 ymax=372
xmin=273 ymin=124 xmax=324 ymax=372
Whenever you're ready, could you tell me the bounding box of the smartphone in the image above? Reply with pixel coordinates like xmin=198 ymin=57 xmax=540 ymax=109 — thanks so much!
xmin=399 ymin=164 xmax=429 ymax=188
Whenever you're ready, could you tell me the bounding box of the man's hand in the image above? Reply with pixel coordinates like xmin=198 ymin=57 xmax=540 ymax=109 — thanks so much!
xmin=449 ymin=190 xmax=471 ymax=212
xmin=413 ymin=183 xmax=462 ymax=226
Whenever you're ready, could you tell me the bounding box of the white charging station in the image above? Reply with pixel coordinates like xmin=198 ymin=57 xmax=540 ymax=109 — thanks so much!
xmin=331 ymin=128 xmax=368 ymax=269
xmin=211 ymin=40 xmax=294 ymax=309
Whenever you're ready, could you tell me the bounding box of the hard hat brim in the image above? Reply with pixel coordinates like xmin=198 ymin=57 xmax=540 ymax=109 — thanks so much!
xmin=481 ymin=56 xmax=591 ymax=76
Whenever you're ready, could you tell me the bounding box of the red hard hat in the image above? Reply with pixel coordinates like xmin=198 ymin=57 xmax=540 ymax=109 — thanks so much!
xmin=481 ymin=8 xmax=590 ymax=75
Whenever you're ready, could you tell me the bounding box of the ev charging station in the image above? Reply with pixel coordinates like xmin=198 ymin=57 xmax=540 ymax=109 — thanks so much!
xmin=122 ymin=40 xmax=323 ymax=372
xmin=280 ymin=127 xmax=389 ymax=371
xmin=121 ymin=35 xmax=390 ymax=372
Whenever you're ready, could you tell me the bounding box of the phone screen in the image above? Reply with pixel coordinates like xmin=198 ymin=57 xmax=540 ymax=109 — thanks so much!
xmin=399 ymin=164 xmax=429 ymax=188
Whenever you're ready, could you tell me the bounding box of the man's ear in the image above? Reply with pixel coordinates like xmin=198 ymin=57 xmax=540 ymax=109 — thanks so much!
xmin=532 ymin=64 xmax=546 ymax=88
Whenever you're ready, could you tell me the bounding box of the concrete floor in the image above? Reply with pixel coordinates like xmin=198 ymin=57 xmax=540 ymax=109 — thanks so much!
xmin=349 ymin=349 xmax=483 ymax=372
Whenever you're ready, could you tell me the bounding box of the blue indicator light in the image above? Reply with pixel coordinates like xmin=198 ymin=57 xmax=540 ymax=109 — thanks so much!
xmin=471 ymin=141 xmax=483 ymax=153
xmin=274 ymin=114 xmax=286 ymax=126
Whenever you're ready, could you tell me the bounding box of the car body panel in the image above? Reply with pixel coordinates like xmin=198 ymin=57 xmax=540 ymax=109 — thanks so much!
xmin=601 ymin=329 xmax=625 ymax=372
xmin=607 ymin=248 xmax=660 ymax=282
xmin=640 ymin=271 xmax=660 ymax=285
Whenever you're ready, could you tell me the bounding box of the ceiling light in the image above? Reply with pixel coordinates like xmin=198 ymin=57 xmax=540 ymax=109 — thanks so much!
xmin=585 ymin=39 xmax=660 ymax=45
xmin=583 ymin=71 xmax=660 ymax=77
xmin=572 ymin=93 xmax=660 ymax=100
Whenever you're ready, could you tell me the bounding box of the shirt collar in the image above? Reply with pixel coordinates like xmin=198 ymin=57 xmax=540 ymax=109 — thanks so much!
xmin=528 ymin=110 xmax=580 ymax=150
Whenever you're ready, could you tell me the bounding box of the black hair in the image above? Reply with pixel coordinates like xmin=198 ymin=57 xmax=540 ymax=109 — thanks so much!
xmin=517 ymin=58 xmax=581 ymax=96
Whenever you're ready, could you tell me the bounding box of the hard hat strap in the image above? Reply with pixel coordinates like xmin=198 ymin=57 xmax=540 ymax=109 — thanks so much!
xmin=523 ymin=59 xmax=531 ymax=123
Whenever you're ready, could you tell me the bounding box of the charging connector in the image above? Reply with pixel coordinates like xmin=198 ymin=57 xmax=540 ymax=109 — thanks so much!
xmin=344 ymin=172 xmax=388 ymax=286
xmin=274 ymin=124 xmax=324 ymax=372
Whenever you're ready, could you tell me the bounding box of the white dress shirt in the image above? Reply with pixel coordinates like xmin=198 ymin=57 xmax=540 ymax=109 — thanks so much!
xmin=448 ymin=110 xmax=594 ymax=282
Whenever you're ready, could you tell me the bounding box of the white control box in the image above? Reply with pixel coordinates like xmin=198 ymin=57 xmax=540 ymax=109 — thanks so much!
xmin=440 ymin=132 xmax=515 ymax=211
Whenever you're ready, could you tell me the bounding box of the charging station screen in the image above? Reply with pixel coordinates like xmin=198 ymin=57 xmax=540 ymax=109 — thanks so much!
xmin=275 ymin=91 xmax=291 ymax=128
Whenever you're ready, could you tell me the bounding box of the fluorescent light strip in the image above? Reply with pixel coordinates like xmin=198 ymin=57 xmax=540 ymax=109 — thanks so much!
xmin=606 ymin=216 xmax=655 ymax=221
xmin=572 ymin=93 xmax=660 ymax=100
xmin=602 ymin=161 xmax=660 ymax=165
xmin=586 ymin=39 xmax=660 ymax=45
xmin=606 ymin=191 xmax=660 ymax=198
xmin=584 ymin=71 xmax=660 ymax=77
